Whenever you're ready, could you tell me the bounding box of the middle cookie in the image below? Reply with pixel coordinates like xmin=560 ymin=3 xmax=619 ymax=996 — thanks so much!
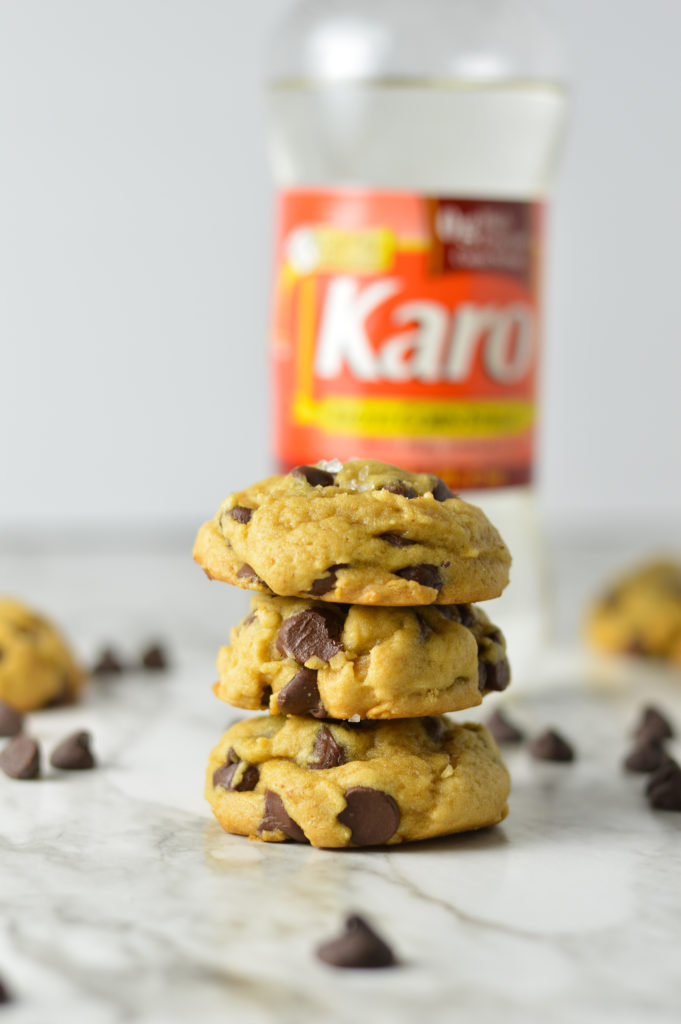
xmin=215 ymin=594 xmax=510 ymax=720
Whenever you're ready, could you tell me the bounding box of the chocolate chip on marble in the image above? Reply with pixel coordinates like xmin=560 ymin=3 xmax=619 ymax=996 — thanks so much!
xmin=0 ymin=735 xmax=40 ymax=779
xmin=277 ymin=667 xmax=325 ymax=717
xmin=92 ymin=647 xmax=124 ymax=675
xmin=528 ymin=729 xmax=575 ymax=763
xmin=337 ymin=787 xmax=400 ymax=845
xmin=0 ymin=975 xmax=12 ymax=1004
xmin=276 ymin=609 xmax=344 ymax=663
xmin=310 ymin=726 xmax=346 ymax=769
xmin=141 ymin=643 xmax=168 ymax=671
xmin=431 ymin=478 xmax=455 ymax=501
xmin=634 ymin=706 xmax=674 ymax=744
xmin=486 ymin=709 xmax=524 ymax=744
xmin=259 ymin=790 xmax=306 ymax=841
xmin=236 ymin=564 xmax=266 ymax=585
xmin=291 ymin=465 xmax=336 ymax=487
xmin=316 ymin=914 xmax=397 ymax=969
xmin=0 ymin=700 xmax=24 ymax=738
xmin=50 ymin=731 xmax=96 ymax=771
xmin=380 ymin=481 xmax=418 ymax=499
xmin=478 ymin=658 xmax=510 ymax=694
xmin=394 ymin=564 xmax=442 ymax=591
xmin=308 ymin=564 xmax=349 ymax=597
xmin=646 ymin=758 xmax=681 ymax=811
xmin=379 ymin=532 xmax=417 ymax=548
xmin=229 ymin=505 xmax=253 ymax=524
xmin=624 ymin=741 xmax=669 ymax=774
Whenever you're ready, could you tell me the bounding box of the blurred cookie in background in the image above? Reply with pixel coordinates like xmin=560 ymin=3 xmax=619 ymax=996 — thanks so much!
xmin=0 ymin=598 xmax=85 ymax=711
xmin=585 ymin=560 xmax=681 ymax=665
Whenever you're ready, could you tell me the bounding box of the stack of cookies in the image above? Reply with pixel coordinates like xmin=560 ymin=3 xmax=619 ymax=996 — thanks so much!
xmin=194 ymin=459 xmax=513 ymax=848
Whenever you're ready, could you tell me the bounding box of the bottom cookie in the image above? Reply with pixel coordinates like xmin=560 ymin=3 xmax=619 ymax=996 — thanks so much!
xmin=205 ymin=715 xmax=510 ymax=848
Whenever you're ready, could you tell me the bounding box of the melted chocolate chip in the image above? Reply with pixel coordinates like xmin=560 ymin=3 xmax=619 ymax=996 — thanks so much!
xmin=242 ymin=612 xmax=257 ymax=627
xmin=308 ymin=564 xmax=349 ymax=597
xmin=310 ymin=726 xmax=347 ymax=769
xmin=646 ymin=758 xmax=681 ymax=811
xmin=423 ymin=716 xmax=446 ymax=743
xmin=50 ymin=731 xmax=96 ymax=771
xmin=260 ymin=685 xmax=272 ymax=710
xmin=276 ymin=609 xmax=344 ymax=663
xmin=277 ymin=667 xmax=325 ymax=717
xmin=0 ymin=735 xmax=40 ymax=779
xmin=141 ymin=643 xmax=168 ymax=671
xmin=379 ymin=532 xmax=417 ymax=547
xmin=213 ymin=748 xmax=260 ymax=792
xmin=635 ymin=706 xmax=674 ymax=744
xmin=236 ymin=564 xmax=266 ymax=585
xmin=478 ymin=658 xmax=510 ymax=693
xmin=414 ymin=612 xmax=432 ymax=642
xmin=337 ymin=787 xmax=400 ymax=845
xmin=0 ymin=700 xmax=24 ymax=738
xmin=229 ymin=506 xmax=253 ymax=524
xmin=394 ymin=564 xmax=442 ymax=591
xmin=292 ymin=465 xmax=336 ymax=487
xmin=528 ymin=729 xmax=575 ymax=763
xmin=431 ymin=478 xmax=455 ymax=501
xmin=380 ymin=481 xmax=418 ymax=499
xmin=259 ymin=790 xmax=306 ymax=841
xmin=486 ymin=709 xmax=524 ymax=744
xmin=316 ymin=914 xmax=396 ymax=969
xmin=92 ymin=648 xmax=124 ymax=675
xmin=624 ymin=741 xmax=669 ymax=774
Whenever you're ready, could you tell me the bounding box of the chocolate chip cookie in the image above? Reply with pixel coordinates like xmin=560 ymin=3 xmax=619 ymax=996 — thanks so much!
xmin=0 ymin=599 xmax=84 ymax=711
xmin=205 ymin=715 xmax=510 ymax=847
xmin=193 ymin=460 xmax=511 ymax=605
xmin=214 ymin=594 xmax=509 ymax=720
xmin=586 ymin=560 xmax=681 ymax=664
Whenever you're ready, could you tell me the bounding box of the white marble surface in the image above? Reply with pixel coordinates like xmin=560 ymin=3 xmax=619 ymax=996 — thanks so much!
xmin=1 ymin=538 xmax=680 ymax=1024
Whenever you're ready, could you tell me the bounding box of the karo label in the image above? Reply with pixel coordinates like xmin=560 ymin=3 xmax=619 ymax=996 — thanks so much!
xmin=271 ymin=190 xmax=544 ymax=489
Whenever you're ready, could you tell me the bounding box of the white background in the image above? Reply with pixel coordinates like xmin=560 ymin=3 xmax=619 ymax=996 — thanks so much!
xmin=1 ymin=0 xmax=680 ymax=534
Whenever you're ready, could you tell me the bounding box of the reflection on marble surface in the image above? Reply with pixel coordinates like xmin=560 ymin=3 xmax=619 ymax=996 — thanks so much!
xmin=1 ymin=546 xmax=680 ymax=1023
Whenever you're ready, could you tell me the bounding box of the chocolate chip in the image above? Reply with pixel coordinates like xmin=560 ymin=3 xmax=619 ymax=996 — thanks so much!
xmin=277 ymin=667 xmax=326 ymax=717
xmin=646 ymin=758 xmax=681 ymax=811
xmin=292 ymin=465 xmax=335 ymax=487
xmin=423 ymin=716 xmax=446 ymax=743
xmin=394 ymin=564 xmax=442 ymax=591
xmin=316 ymin=914 xmax=396 ymax=969
xmin=242 ymin=612 xmax=257 ymax=627
xmin=528 ymin=729 xmax=575 ymax=763
xmin=0 ymin=700 xmax=24 ymax=738
xmin=478 ymin=658 xmax=510 ymax=693
xmin=379 ymin=532 xmax=417 ymax=547
xmin=308 ymin=564 xmax=348 ymax=597
xmin=431 ymin=478 xmax=455 ymax=501
xmin=276 ymin=609 xmax=344 ymax=663
xmin=0 ymin=735 xmax=40 ymax=779
xmin=310 ymin=726 xmax=346 ymax=769
xmin=0 ymin=976 xmax=12 ymax=1004
xmin=229 ymin=506 xmax=253 ymax=524
xmin=414 ymin=612 xmax=432 ymax=642
xmin=141 ymin=643 xmax=168 ymax=671
xmin=49 ymin=731 xmax=96 ymax=771
xmin=92 ymin=648 xmax=124 ymax=675
xmin=486 ymin=709 xmax=524 ymax=744
xmin=635 ymin=706 xmax=674 ymax=744
xmin=624 ymin=741 xmax=669 ymax=774
xmin=213 ymin=748 xmax=259 ymax=792
xmin=260 ymin=685 xmax=272 ymax=710
xmin=337 ymin=787 xmax=400 ymax=845
xmin=236 ymin=564 xmax=265 ymax=585
xmin=380 ymin=481 xmax=418 ymax=498
xmin=259 ymin=790 xmax=306 ymax=841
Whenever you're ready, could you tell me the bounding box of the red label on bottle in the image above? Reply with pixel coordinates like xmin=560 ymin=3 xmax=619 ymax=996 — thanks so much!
xmin=271 ymin=190 xmax=544 ymax=489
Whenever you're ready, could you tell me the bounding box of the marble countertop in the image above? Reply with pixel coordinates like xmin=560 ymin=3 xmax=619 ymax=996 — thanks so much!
xmin=1 ymin=537 xmax=680 ymax=1024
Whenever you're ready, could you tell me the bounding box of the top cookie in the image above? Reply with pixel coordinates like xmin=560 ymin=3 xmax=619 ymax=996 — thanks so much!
xmin=193 ymin=459 xmax=511 ymax=605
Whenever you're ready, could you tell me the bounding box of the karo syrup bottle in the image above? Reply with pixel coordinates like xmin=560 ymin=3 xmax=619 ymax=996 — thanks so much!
xmin=266 ymin=0 xmax=567 ymax=677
